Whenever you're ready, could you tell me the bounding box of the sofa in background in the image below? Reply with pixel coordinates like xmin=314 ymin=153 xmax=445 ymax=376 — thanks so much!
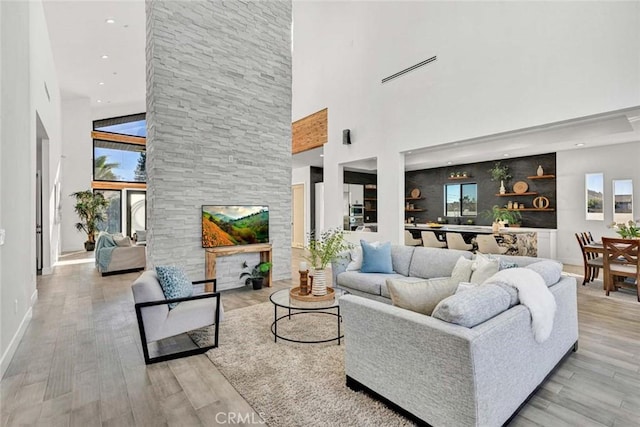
xmin=95 ymin=232 xmax=146 ymax=275
xmin=336 ymin=245 xmax=579 ymax=426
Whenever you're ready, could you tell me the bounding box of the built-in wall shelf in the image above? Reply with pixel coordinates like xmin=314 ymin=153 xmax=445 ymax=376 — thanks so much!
xmin=364 ymin=198 xmax=377 ymax=201
xmin=496 ymin=192 xmax=537 ymax=197
xmin=405 ymin=209 xmax=425 ymax=212
xmin=507 ymin=208 xmax=555 ymax=212
xmin=366 ymin=209 xmax=377 ymax=212
xmin=405 ymin=197 xmax=424 ymax=201
xmin=527 ymin=175 xmax=555 ymax=180
xmin=448 ymin=176 xmax=471 ymax=180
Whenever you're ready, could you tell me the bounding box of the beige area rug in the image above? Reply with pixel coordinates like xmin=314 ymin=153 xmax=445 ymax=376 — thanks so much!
xmin=565 ymin=273 xmax=639 ymax=304
xmin=205 ymin=302 xmax=414 ymax=427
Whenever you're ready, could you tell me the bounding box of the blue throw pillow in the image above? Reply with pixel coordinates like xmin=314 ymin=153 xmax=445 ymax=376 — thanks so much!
xmin=360 ymin=240 xmax=394 ymax=273
xmin=155 ymin=266 xmax=193 ymax=309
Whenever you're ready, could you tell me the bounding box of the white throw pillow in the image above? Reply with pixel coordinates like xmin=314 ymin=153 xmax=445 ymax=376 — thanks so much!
xmin=470 ymin=253 xmax=500 ymax=284
xmin=387 ymin=278 xmax=458 ymax=316
xmin=346 ymin=241 xmax=381 ymax=271
xmin=346 ymin=247 xmax=363 ymax=271
xmin=449 ymin=256 xmax=474 ymax=287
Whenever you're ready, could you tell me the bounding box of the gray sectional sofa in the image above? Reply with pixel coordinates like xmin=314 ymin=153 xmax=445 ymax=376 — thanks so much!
xmin=334 ymin=245 xmax=579 ymax=426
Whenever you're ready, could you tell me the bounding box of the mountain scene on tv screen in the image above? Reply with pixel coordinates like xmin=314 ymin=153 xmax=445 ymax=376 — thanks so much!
xmin=202 ymin=206 xmax=269 ymax=247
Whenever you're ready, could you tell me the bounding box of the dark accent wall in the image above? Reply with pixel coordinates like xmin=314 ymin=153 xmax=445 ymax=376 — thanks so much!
xmin=405 ymin=153 xmax=557 ymax=229
xmin=310 ymin=166 xmax=323 ymax=232
xmin=344 ymin=171 xmax=378 ymax=224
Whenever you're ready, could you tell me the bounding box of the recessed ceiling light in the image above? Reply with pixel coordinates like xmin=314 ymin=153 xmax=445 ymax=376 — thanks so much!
xmin=97 ymin=99 xmax=102 ymax=103
xmin=407 ymin=151 xmax=412 ymax=155
xmin=105 ymin=18 xmax=115 ymax=24
xmin=446 ymin=161 xmax=453 ymax=165
xmin=98 ymin=82 xmax=105 ymax=86
xmin=319 ymin=154 xmax=324 ymax=157
xmin=101 ymin=55 xmax=109 ymax=59
xmin=503 ymin=153 xmax=510 ymax=157
xmin=575 ymin=143 xmax=585 ymax=147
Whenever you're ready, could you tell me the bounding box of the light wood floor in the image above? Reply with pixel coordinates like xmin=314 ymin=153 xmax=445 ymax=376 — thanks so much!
xmin=1 ymin=250 xmax=639 ymax=426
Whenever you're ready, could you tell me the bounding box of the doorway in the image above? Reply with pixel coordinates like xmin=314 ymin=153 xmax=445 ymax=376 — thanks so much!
xmin=127 ymin=190 xmax=146 ymax=237
xmin=292 ymin=184 xmax=304 ymax=248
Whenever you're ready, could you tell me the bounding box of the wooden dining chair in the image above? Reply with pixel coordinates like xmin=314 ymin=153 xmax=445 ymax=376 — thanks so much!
xmin=602 ymin=237 xmax=640 ymax=301
xmin=575 ymin=233 xmax=603 ymax=286
xmin=582 ymin=231 xmax=601 ymax=281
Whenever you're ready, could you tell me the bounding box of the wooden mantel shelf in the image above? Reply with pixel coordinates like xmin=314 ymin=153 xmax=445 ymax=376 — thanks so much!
xmin=205 ymin=244 xmax=273 ymax=291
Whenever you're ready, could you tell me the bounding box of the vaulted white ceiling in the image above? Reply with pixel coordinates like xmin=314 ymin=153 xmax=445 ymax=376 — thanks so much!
xmin=42 ymin=1 xmax=639 ymax=171
xmin=43 ymin=0 xmax=145 ymax=108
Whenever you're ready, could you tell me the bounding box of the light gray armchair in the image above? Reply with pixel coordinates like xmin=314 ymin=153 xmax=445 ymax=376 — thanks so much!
xmin=132 ymin=270 xmax=222 ymax=364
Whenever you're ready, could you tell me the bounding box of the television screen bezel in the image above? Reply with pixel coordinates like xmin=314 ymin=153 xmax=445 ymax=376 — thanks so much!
xmin=201 ymin=204 xmax=270 ymax=249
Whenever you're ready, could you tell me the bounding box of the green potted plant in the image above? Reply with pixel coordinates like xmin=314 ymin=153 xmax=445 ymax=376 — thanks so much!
xmin=488 ymin=162 xmax=512 ymax=194
xmin=71 ymin=190 xmax=109 ymax=251
xmin=483 ymin=205 xmax=522 ymax=232
xmin=239 ymin=261 xmax=272 ymax=290
xmin=304 ymin=228 xmax=352 ymax=296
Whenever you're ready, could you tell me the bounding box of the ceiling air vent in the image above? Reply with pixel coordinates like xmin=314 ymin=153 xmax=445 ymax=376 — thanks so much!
xmin=381 ymin=55 xmax=437 ymax=84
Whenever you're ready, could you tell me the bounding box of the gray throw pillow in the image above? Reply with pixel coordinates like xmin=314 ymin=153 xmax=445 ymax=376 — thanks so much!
xmin=526 ymin=260 xmax=563 ymax=287
xmin=386 ymin=278 xmax=458 ymax=316
xmin=113 ymin=236 xmax=132 ymax=247
xmin=432 ymin=284 xmax=511 ymax=328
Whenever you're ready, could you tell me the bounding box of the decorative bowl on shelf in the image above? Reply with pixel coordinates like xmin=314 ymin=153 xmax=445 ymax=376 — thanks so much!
xmin=410 ymin=188 xmax=421 ymax=198
xmin=513 ymin=181 xmax=528 ymax=194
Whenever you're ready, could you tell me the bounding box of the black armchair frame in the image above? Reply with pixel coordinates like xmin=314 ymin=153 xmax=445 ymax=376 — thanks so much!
xmin=135 ymin=278 xmax=220 ymax=364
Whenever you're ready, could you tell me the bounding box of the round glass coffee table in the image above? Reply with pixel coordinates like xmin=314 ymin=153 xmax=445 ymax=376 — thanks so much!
xmin=269 ymin=288 xmax=348 ymax=345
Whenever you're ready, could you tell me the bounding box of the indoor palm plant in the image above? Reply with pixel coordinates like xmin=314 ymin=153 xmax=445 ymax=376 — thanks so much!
xmin=304 ymin=228 xmax=352 ymax=296
xmin=71 ymin=190 xmax=109 ymax=251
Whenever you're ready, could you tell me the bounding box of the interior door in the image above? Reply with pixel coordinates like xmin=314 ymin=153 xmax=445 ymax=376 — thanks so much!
xmin=127 ymin=190 xmax=146 ymax=237
xmin=292 ymin=184 xmax=305 ymax=248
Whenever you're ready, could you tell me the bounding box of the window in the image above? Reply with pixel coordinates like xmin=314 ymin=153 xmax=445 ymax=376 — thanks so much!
xmin=95 ymin=190 xmax=122 ymax=234
xmin=93 ymin=113 xmax=146 ymax=183
xmin=445 ymin=183 xmax=477 ymax=217
xmin=613 ymin=179 xmax=633 ymax=223
xmin=585 ymin=173 xmax=604 ymax=221
xmin=94 ymin=113 xmax=146 ymax=137
xmin=94 ymin=140 xmax=146 ymax=182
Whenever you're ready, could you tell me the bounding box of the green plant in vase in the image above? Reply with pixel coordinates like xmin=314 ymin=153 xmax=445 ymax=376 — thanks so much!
xmin=239 ymin=261 xmax=272 ymax=290
xmin=609 ymin=220 xmax=640 ymax=239
xmin=304 ymin=228 xmax=352 ymax=296
xmin=489 ymin=162 xmax=512 ymax=194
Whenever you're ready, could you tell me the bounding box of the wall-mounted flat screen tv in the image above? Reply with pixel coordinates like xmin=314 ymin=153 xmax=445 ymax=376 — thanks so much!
xmin=202 ymin=205 xmax=269 ymax=248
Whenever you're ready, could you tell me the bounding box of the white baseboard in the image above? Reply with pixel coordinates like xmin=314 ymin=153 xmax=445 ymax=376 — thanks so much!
xmin=0 ymin=306 xmax=33 ymax=379
xmin=31 ymin=289 xmax=38 ymax=305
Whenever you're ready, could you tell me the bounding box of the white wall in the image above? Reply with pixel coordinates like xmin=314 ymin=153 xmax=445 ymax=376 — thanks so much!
xmin=293 ymin=1 xmax=640 ymax=243
xmin=291 ymin=165 xmax=311 ymax=245
xmin=556 ymin=142 xmax=640 ymax=266
xmin=60 ymin=98 xmax=147 ymax=252
xmin=0 ymin=0 xmax=61 ymax=378
xmin=60 ymin=97 xmax=92 ymax=252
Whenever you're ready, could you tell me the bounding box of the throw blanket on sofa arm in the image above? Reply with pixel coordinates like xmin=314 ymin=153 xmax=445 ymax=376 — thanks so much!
xmin=485 ymin=268 xmax=557 ymax=343
xmin=95 ymin=233 xmax=117 ymax=272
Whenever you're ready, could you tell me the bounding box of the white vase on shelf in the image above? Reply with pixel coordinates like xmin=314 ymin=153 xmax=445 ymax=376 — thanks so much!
xmin=537 ymin=165 xmax=544 ymax=176
xmin=499 ymin=180 xmax=506 ymax=194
